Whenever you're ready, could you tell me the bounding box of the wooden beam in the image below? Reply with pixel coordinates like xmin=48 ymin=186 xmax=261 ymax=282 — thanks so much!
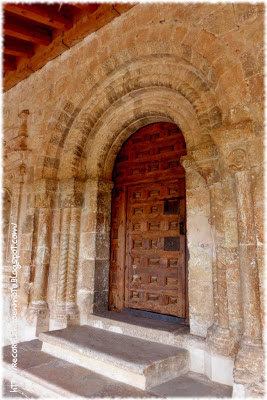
xmin=73 ymin=3 xmax=99 ymax=14
xmin=4 ymin=38 xmax=34 ymax=58
xmin=113 ymin=3 xmax=138 ymax=14
xmin=3 ymin=4 xmax=73 ymax=31
xmin=3 ymin=3 xmax=136 ymax=92
xmin=4 ymin=55 xmax=17 ymax=71
xmin=3 ymin=18 xmax=52 ymax=46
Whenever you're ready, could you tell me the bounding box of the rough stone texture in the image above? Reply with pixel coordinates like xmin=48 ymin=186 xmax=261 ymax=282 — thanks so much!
xmin=39 ymin=325 xmax=190 ymax=390
xmin=3 ymin=339 xmax=231 ymax=398
xmin=3 ymin=3 xmax=264 ymax=397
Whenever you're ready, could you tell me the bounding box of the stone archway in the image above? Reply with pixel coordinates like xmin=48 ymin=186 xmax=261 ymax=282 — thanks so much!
xmin=108 ymin=121 xmax=188 ymax=320
xmin=30 ymin=35 xmax=262 ymax=392
xmin=64 ymin=89 xmax=219 ymax=340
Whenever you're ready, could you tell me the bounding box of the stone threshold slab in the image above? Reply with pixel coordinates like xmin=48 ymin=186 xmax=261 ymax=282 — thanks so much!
xmin=39 ymin=325 xmax=189 ymax=390
xmin=87 ymin=310 xmax=190 ymax=346
xmin=87 ymin=310 xmax=206 ymax=350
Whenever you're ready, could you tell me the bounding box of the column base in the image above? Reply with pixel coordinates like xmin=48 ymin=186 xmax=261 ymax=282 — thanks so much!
xmin=233 ymin=338 xmax=264 ymax=397
xmin=206 ymin=324 xmax=234 ymax=357
xmin=26 ymin=306 xmax=50 ymax=337
xmin=56 ymin=304 xmax=80 ymax=328
xmin=29 ymin=301 xmax=48 ymax=312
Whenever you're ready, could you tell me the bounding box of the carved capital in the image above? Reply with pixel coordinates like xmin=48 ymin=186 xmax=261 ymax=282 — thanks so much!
xmin=4 ymin=161 xmax=26 ymax=184
xmin=60 ymin=192 xmax=84 ymax=208
xmin=7 ymin=109 xmax=30 ymax=152
xmin=34 ymin=179 xmax=57 ymax=208
xmin=197 ymin=166 xmax=218 ymax=185
xmin=180 ymin=155 xmax=196 ymax=171
xmin=86 ymin=177 xmax=114 ymax=193
xmin=189 ymin=135 xmax=218 ymax=162
xmin=34 ymin=192 xmax=54 ymax=208
xmin=227 ymin=148 xmax=248 ymax=172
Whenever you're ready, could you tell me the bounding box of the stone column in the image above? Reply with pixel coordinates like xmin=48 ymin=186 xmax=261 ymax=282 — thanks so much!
xmin=228 ymin=149 xmax=264 ymax=396
xmin=197 ymin=170 xmax=233 ymax=356
xmin=30 ymin=179 xmax=56 ymax=311
xmin=56 ymin=178 xmax=84 ymax=326
xmin=206 ymin=182 xmax=233 ymax=356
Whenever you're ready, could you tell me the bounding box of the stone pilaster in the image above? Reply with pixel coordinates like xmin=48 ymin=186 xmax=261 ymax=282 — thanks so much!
xmin=227 ymin=148 xmax=264 ymax=396
xmin=78 ymin=177 xmax=114 ymax=322
xmin=188 ymin=136 xmax=234 ymax=356
xmin=56 ymin=178 xmax=84 ymax=326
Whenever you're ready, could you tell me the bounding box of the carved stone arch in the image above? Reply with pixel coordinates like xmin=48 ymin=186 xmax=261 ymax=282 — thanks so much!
xmin=58 ymin=80 xmax=222 ymax=340
xmin=59 ymin=87 xmax=203 ymax=180
xmin=40 ymin=53 xmax=223 ymax=180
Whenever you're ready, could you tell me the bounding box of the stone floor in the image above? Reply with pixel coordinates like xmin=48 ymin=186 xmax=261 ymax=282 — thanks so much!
xmin=3 ymin=339 xmax=232 ymax=398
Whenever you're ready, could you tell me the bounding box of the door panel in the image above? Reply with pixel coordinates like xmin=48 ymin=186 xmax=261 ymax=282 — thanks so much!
xmin=109 ymin=122 xmax=187 ymax=318
xmin=125 ymin=180 xmax=186 ymax=317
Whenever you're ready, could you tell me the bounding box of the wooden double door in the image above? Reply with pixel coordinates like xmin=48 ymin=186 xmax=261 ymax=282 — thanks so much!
xmin=109 ymin=122 xmax=187 ymax=318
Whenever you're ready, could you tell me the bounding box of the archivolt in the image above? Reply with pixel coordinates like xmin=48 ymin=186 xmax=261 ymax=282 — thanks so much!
xmin=42 ymin=54 xmax=222 ymax=180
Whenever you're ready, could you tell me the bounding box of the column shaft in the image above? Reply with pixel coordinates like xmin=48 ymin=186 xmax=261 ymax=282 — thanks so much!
xmin=31 ymin=208 xmax=52 ymax=309
xmin=235 ymin=170 xmax=261 ymax=341
xmin=66 ymin=207 xmax=81 ymax=307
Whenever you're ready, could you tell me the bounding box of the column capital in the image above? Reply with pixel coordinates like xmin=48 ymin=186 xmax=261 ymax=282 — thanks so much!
xmin=34 ymin=178 xmax=58 ymax=208
xmin=197 ymin=165 xmax=219 ymax=186
xmin=227 ymin=148 xmax=249 ymax=173
xmin=59 ymin=178 xmax=85 ymax=208
xmin=85 ymin=177 xmax=114 ymax=192
xmin=188 ymin=135 xmax=219 ymax=163
xmin=180 ymin=155 xmax=197 ymax=171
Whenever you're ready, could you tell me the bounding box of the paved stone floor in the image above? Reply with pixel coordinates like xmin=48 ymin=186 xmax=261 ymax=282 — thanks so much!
xmin=3 ymin=340 xmax=232 ymax=398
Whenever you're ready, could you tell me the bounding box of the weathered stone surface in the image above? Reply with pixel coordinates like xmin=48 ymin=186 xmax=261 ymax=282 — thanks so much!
xmin=2 ymin=3 xmax=264 ymax=395
xmin=40 ymin=325 xmax=190 ymax=390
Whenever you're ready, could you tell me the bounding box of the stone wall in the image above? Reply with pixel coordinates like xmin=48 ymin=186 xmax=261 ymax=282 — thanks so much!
xmin=3 ymin=3 xmax=264 ymax=397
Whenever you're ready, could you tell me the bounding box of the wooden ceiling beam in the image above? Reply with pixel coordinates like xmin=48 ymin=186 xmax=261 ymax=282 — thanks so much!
xmin=3 ymin=19 xmax=52 ymax=46
xmin=4 ymin=38 xmax=34 ymax=58
xmin=72 ymin=3 xmax=99 ymax=14
xmin=4 ymin=55 xmax=17 ymax=71
xmin=3 ymin=4 xmax=73 ymax=31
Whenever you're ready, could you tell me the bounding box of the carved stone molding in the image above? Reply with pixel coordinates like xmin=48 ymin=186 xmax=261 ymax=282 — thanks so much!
xmin=56 ymin=206 xmax=81 ymax=320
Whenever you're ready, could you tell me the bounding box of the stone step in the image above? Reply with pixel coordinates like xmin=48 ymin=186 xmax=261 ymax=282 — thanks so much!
xmin=87 ymin=310 xmax=189 ymax=346
xmin=2 ymin=340 xmax=156 ymax=398
xmin=39 ymin=325 xmax=190 ymax=390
